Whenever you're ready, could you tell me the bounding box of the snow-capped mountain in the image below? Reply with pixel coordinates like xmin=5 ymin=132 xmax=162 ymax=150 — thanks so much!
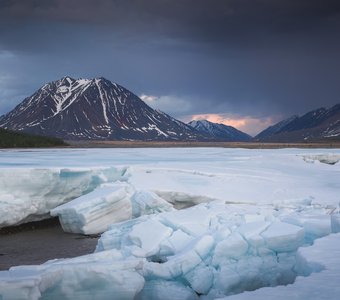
xmin=0 ymin=77 xmax=203 ymax=141
xmin=188 ymin=119 xmax=251 ymax=141
xmin=255 ymin=104 xmax=340 ymax=142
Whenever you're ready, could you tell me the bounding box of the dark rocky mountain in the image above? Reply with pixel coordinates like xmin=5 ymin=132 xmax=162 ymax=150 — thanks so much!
xmin=0 ymin=77 xmax=204 ymax=141
xmin=254 ymin=116 xmax=298 ymax=140
xmin=254 ymin=104 xmax=340 ymax=142
xmin=188 ymin=119 xmax=251 ymax=141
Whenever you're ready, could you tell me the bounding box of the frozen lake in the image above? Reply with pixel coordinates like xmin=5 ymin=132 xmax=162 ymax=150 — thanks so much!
xmin=0 ymin=147 xmax=340 ymax=299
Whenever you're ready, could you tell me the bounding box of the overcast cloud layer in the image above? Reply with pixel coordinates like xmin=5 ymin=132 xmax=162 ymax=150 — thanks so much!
xmin=0 ymin=0 xmax=340 ymax=135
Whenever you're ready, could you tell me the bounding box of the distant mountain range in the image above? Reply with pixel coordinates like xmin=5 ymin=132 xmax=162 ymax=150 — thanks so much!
xmin=188 ymin=119 xmax=251 ymax=141
xmin=0 ymin=77 xmax=203 ymax=141
xmin=0 ymin=76 xmax=339 ymax=142
xmin=255 ymin=104 xmax=340 ymax=142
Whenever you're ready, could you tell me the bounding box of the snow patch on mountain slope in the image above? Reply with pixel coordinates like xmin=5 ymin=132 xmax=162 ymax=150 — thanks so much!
xmin=188 ymin=119 xmax=251 ymax=141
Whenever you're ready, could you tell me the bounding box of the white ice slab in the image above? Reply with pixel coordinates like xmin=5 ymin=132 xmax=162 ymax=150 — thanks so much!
xmin=131 ymin=190 xmax=174 ymax=217
xmin=0 ymin=166 xmax=126 ymax=227
xmin=282 ymin=213 xmax=332 ymax=240
xmin=128 ymin=219 xmax=173 ymax=257
xmin=261 ymin=221 xmax=305 ymax=252
xmin=51 ymin=182 xmax=133 ymax=234
xmin=0 ymin=251 xmax=145 ymax=300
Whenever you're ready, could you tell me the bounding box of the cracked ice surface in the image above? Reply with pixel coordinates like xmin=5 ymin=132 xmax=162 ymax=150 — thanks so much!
xmin=0 ymin=148 xmax=340 ymax=299
xmin=1 ymin=201 xmax=340 ymax=299
xmin=95 ymin=201 xmax=340 ymax=299
xmin=218 ymin=233 xmax=340 ymax=300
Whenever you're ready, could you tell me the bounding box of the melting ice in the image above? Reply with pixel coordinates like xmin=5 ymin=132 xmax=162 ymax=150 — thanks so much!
xmin=0 ymin=148 xmax=339 ymax=299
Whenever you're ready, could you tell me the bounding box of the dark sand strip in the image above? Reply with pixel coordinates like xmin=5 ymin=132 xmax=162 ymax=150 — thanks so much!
xmin=66 ymin=140 xmax=340 ymax=149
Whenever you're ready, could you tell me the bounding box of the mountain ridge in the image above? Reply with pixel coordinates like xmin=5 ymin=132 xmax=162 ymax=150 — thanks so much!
xmin=188 ymin=119 xmax=251 ymax=141
xmin=255 ymin=104 xmax=340 ymax=141
xmin=0 ymin=77 xmax=204 ymax=141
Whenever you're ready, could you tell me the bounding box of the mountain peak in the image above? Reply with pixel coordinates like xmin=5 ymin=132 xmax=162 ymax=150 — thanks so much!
xmin=188 ymin=119 xmax=215 ymax=128
xmin=190 ymin=119 xmax=209 ymax=124
xmin=56 ymin=76 xmax=114 ymax=86
xmin=93 ymin=77 xmax=111 ymax=83
xmin=59 ymin=76 xmax=76 ymax=83
xmin=0 ymin=77 xmax=204 ymax=141
xmin=188 ymin=119 xmax=251 ymax=141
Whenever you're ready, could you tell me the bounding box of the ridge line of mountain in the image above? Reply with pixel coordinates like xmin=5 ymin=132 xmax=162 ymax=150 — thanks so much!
xmin=0 ymin=77 xmax=249 ymax=142
xmin=0 ymin=76 xmax=339 ymax=142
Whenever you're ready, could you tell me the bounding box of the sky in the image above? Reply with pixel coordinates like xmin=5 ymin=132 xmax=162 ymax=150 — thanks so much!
xmin=0 ymin=0 xmax=340 ymax=136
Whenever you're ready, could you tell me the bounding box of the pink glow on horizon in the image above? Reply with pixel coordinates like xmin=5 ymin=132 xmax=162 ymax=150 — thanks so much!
xmin=184 ymin=113 xmax=277 ymax=136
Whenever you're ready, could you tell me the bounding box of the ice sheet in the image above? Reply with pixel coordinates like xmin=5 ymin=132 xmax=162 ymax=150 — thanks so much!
xmin=1 ymin=148 xmax=340 ymax=228
xmin=1 ymin=148 xmax=340 ymax=299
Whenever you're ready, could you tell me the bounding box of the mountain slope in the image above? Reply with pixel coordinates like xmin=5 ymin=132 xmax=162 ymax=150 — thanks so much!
xmin=188 ymin=119 xmax=251 ymax=141
xmin=254 ymin=116 xmax=298 ymax=140
xmin=0 ymin=77 xmax=203 ymax=141
xmin=255 ymin=104 xmax=340 ymax=142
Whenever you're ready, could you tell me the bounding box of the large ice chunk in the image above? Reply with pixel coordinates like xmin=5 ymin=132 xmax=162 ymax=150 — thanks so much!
xmin=143 ymin=235 xmax=214 ymax=279
xmin=128 ymin=219 xmax=173 ymax=257
xmin=131 ymin=190 xmax=174 ymax=217
xmin=95 ymin=218 xmax=147 ymax=252
xmin=282 ymin=213 xmax=332 ymax=240
xmin=261 ymin=222 xmax=305 ymax=252
xmin=51 ymin=182 xmax=133 ymax=234
xmin=212 ymin=233 xmax=248 ymax=266
xmin=160 ymin=205 xmax=214 ymax=236
xmin=183 ymin=263 xmax=214 ymax=295
xmin=0 ymin=167 xmax=126 ymax=227
xmin=237 ymin=221 xmax=269 ymax=249
xmin=159 ymin=229 xmax=194 ymax=256
xmin=0 ymin=251 xmax=145 ymax=300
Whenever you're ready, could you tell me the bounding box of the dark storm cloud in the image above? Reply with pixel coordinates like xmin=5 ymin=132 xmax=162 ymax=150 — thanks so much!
xmin=1 ymin=0 xmax=340 ymax=46
xmin=0 ymin=0 xmax=340 ymax=135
